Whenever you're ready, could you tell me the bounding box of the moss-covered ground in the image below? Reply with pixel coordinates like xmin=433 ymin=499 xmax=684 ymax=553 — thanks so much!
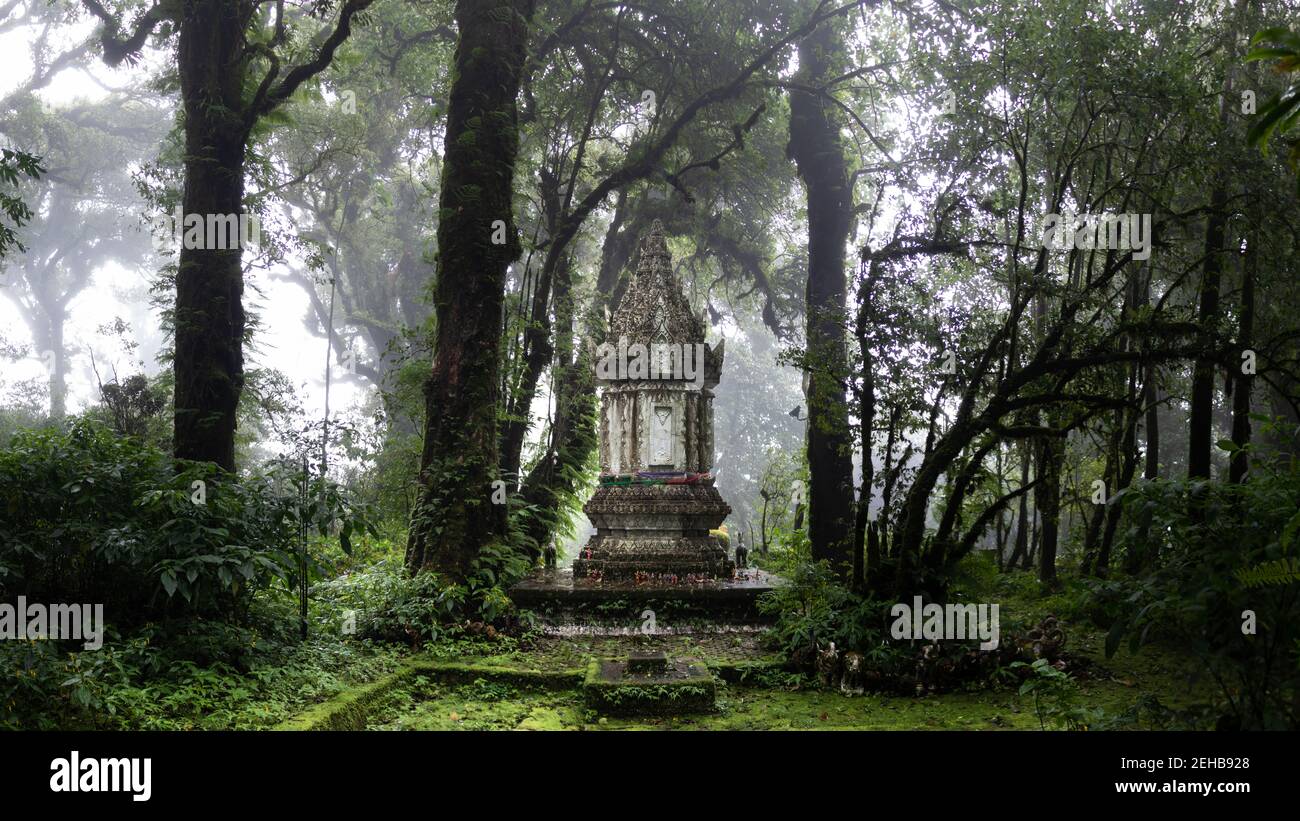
xmin=278 ymin=555 xmax=1211 ymax=731
xmin=474 ymin=631 xmax=778 ymax=671
xmin=359 ymin=647 xmax=1197 ymax=731
xmin=276 ymin=550 xmax=1216 ymax=732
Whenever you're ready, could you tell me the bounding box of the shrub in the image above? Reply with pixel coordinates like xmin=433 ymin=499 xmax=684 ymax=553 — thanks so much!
xmin=1102 ymin=449 xmax=1300 ymax=729
xmin=313 ymin=558 xmax=452 ymax=645
xmin=758 ymin=560 xmax=911 ymax=679
xmin=0 ymin=617 xmax=406 ymax=730
xmin=0 ymin=420 xmax=372 ymax=623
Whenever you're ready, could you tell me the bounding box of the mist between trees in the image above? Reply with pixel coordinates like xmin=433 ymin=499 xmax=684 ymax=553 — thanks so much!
xmin=0 ymin=0 xmax=1297 ymax=732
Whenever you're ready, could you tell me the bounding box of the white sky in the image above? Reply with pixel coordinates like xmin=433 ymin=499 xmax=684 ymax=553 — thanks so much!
xmin=0 ymin=11 xmax=367 ymax=444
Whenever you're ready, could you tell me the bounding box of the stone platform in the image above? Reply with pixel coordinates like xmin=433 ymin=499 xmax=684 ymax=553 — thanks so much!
xmin=509 ymin=567 xmax=782 ymax=633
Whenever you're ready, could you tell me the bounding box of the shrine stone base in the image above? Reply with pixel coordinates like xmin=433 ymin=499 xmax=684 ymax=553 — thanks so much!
xmin=508 ymin=567 xmax=782 ymax=634
xmin=572 ymin=482 xmax=733 ymax=581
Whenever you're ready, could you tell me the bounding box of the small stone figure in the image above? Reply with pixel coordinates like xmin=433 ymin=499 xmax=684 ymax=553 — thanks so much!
xmin=1022 ymin=615 xmax=1066 ymax=660
xmin=734 ymin=533 xmax=748 ymax=569
xmin=543 ymin=540 xmax=557 ymax=570
xmin=816 ymin=641 xmax=840 ymax=689
xmin=840 ymin=651 xmax=865 ymax=695
xmin=914 ymin=643 xmax=939 ymax=696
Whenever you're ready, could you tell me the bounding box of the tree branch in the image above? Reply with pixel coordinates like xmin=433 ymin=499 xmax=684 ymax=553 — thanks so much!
xmin=80 ymin=0 xmax=171 ymax=67
xmin=249 ymin=0 xmax=377 ymax=122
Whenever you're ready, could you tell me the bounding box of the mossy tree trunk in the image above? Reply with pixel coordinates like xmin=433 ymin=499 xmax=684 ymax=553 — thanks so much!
xmin=406 ymin=0 xmax=536 ymax=583
xmin=1229 ymin=235 xmax=1255 ymax=484
xmin=788 ymin=18 xmax=855 ymax=575
xmin=517 ymin=258 xmax=598 ymax=556
xmin=86 ymin=0 xmax=376 ymax=472
xmin=172 ymin=0 xmax=252 ymax=470
xmin=1034 ymin=429 xmax=1062 ymax=587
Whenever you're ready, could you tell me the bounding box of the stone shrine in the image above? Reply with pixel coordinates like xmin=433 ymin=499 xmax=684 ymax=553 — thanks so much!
xmin=571 ymin=221 xmax=734 ymax=581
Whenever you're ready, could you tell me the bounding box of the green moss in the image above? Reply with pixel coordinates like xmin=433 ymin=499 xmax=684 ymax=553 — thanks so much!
xmin=711 ymin=659 xmax=786 ymax=684
xmin=320 ymin=659 xmax=1205 ymax=731
xmin=278 ymin=555 xmax=1208 ymax=731
xmin=407 ymin=659 xmax=582 ymax=690
xmin=516 ymin=706 xmax=569 ymax=730
xmin=582 ymin=657 xmax=717 ymax=716
xmin=276 ymin=665 xmax=421 ymax=731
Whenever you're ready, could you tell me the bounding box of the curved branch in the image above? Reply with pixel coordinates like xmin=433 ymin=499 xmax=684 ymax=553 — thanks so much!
xmin=81 ymin=0 xmax=172 ymax=67
xmin=248 ymin=0 xmax=377 ymax=122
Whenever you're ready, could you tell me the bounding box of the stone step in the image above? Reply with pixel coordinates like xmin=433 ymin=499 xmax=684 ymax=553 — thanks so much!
xmin=509 ymin=567 xmax=783 ymax=636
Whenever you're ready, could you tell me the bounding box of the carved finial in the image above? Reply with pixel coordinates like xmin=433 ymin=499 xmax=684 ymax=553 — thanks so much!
xmin=640 ymin=220 xmax=670 ymax=258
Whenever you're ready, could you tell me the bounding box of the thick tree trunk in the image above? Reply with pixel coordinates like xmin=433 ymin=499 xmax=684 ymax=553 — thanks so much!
xmin=1025 ymin=512 xmax=1038 ymax=570
xmin=1080 ymin=419 xmax=1117 ymax=577
xmin=788 ymin=20 xmax=855 ymax=574
xmin=32 ymin=312 xmax=67 ymax=422
xmin=1006 ymin=442 xmax=1031 ymax=571
xmin=851 ymin=404 xmax=871 ymax=590
xmin=1097 ymin=397 xmax=1139 ymax=577
xmin=894 ymin=414 xmax=977 ymax=586
xmin=172 ymin=1 xmax=251 ymax=471
xmin=594 ymin=189 xmax=636 ymax=303
xmin=51 ymin=318 xmax=67 ymax=421
xmin=406 ymin=0 xmax=535 ymax=582
xmin=933 ymin=440 xmax=996 ymax=567
xmin=498 ymin=165 xmax=560 ymax=489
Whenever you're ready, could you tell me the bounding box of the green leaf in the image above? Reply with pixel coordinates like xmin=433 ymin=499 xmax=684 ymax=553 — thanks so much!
xmin=1244 ymin=46 xmax=1298 ymax=63
xmin=1247 ymin=87 xmax=1300 ymax=150
xmin=1281 ymin=509 xmax=1300 ymax=550
xmin=1104 ymin=618 xmax=1125 ymax=659
xmin=1251 ymin=27 xmax=1300 ymax=52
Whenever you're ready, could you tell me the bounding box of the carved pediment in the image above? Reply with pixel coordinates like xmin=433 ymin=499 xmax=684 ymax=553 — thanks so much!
xmin=608 ymin=220 xmax=705 ymax=346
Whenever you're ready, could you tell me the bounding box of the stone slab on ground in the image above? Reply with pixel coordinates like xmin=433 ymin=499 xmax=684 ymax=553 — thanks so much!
xmin=583 ymin=657 xmax=717 ymax=716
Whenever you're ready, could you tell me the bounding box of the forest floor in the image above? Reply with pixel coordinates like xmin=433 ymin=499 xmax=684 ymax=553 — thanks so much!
xmin=280 ymin=556 xmax=1210 ymax=731
xmin=355 ymin=628 xmax=1200 ymax=731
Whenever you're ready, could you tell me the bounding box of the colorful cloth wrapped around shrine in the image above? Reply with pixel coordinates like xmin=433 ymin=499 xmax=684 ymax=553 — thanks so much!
xmin=599 ymin=471 xmax=713 ymax=486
